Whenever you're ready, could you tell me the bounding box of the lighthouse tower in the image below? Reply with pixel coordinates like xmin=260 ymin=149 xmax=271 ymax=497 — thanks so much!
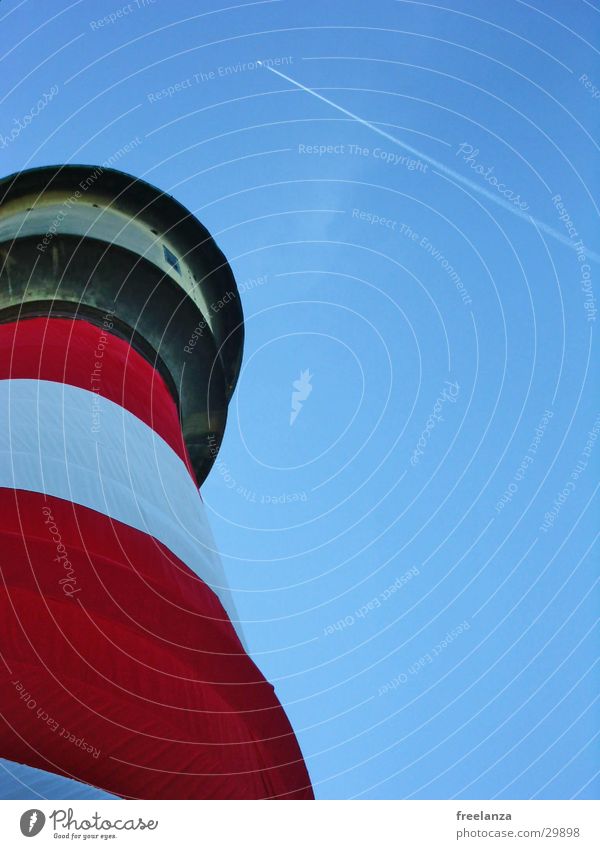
xmin=0 ymin=165 xmax=313 ymax=799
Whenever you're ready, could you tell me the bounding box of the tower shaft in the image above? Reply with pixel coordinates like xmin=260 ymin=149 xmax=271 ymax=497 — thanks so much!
xmin=0 ymin=166 xmax=313 ymax=799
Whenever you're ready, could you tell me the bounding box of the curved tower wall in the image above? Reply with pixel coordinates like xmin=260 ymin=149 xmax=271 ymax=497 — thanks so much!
xmin=0 ymin=166 xmax=313 ymax=800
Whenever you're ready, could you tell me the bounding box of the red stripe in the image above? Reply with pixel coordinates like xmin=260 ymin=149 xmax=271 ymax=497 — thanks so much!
xmin=0 ymin=489 xmax=313 ymax=799
xmin=0 ymin=317 xmax=194 ymax=479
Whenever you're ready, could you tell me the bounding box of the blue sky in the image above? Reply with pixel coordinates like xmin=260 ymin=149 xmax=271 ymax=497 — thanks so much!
xmin=0 ymin=0 xmax=598 ymax=800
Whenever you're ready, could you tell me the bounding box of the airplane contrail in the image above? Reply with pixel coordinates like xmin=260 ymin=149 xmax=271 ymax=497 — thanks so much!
xmin=259 ymin=62 xmax=600 ymax=265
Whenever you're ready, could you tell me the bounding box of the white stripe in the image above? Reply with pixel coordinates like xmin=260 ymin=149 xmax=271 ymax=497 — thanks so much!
xmin=0 ymin=379 xmax=240 ymax=637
